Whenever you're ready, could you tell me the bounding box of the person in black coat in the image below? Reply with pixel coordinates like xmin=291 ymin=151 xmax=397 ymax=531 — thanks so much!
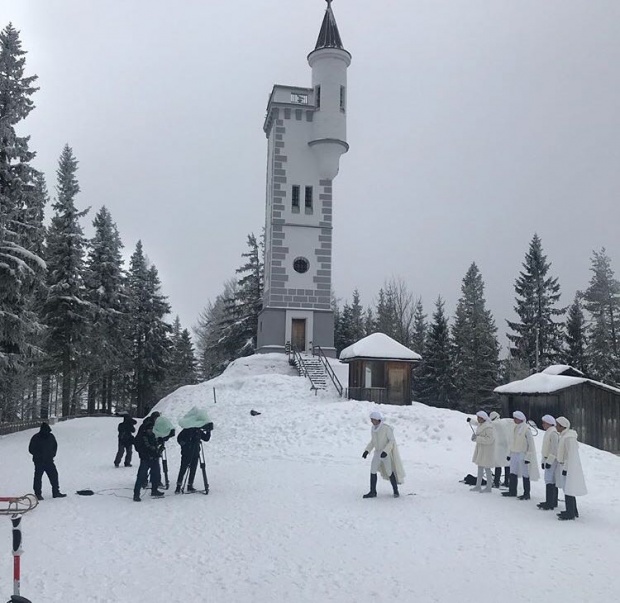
xmin=114 ymin=415 xmax=137 ymax=467
xmin=133 ymin=417 xmax=164 ymax=502
xmin=174 ymin=423 xmax=212 ymax=493
xmin=28 ymin=423 xmax=66 ymax=500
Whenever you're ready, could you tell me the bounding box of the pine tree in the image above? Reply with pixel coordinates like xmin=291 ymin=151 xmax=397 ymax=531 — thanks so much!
xmin=234 ymin=233 xmax=263 ymax=351
xmin=374 ymin=288 xmax=397 ymax=339
xmin=451 ymin=263 xmax=499 ymax=412
xmin=335 ymin=289 xmax=366 ymax=354
xmin=0 ymin=24 xmax=45 ymax=419
xmin=42 ymin=145 xmax=89 ymax=416
xmin=83 ymin=206 xmax=126 ymax=412
xmin=417 ymin=297 xmax=454 ymax=406
xmin=164 ymin=317 xmax=198 ymax=394
xmin=410 ymin=298 xmax=426 ymax=356
xmin=582 ymin=249 xmax=620 ymax=383
xmin=125 ymin=242 xmax=171 ymax=416
xmin=564 ymin=294 xmax=588 ymax=375
xmin=194 ymin=279 xmax=237 ymax=379
xmin=506 ymin=234 xmax=565 ymax=372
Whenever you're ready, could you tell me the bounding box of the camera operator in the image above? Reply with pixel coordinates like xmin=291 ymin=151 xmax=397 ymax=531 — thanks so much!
xmin=174 ymin=422 xmax=213 ymax=493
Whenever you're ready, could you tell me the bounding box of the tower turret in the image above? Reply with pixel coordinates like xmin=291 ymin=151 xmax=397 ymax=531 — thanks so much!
xmin=307 ymin=0 xmax=352 ymax=180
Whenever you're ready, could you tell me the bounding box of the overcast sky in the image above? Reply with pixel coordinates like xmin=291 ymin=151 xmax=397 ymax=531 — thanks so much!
xmin=5 ymin=0 xmax=620 ymax=353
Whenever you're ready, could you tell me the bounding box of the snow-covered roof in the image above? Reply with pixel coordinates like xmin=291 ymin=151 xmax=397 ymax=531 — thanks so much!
xmin=541 ymin=364 xmax=585 ymax=377
xmin=494 ymin=372 xmax=620 ymax=396
xmin=339 ymin=333 xmax=422 ymax=362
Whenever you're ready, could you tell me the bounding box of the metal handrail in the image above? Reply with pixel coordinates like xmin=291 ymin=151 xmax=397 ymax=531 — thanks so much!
xmin=288 ymin=344 xmax=320 ymax=395
xmin=312 ymin=345 xmax=343 ymax=397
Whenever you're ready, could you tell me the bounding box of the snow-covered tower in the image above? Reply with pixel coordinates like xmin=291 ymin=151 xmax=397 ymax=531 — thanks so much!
xmin=257 ymin=0 xmax=351 ymax=357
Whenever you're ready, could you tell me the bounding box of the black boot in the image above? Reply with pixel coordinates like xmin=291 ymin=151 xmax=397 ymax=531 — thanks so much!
xmin=502 ymin=474 xmax=518 ymax=497
xmin=558 ymin=495 xmax=576 ymax=520
xmin=493 ymin=467 xmax=501 ymax=488
xmin=363 ymin=473 xmax=378 ymax=499
xmin=518 ymin=477 xmax=530 ymax=500
xmin=52 ymin=491 xmax=67 ymax=499
xmin=502 ymin=466 xmax=510 ymax=487
xmin=537 ymin=483 xmax=553 ymax=509
xmin=551 ymin=485 xmax=559 ymax=509
xmin=389 ymin=473 xmax=400 ymax=498
xmin=174 ymin=484 xmax=181 ymax=494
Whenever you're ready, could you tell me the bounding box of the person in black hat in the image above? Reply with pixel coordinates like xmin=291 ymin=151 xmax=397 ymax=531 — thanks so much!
xmin=28 ymin=423 xmax=66 ymax=500
xmin=133 ymin=417 xmax=164 ymax=502
xmin=114 ymin=415 xmax=137 ymax=467
xmin=174 ymin=422 xmax=212 ymax=493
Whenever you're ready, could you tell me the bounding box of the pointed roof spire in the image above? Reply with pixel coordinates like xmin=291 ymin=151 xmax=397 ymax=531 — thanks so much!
xmin=314 ymin=0 xmax=345 ymax=51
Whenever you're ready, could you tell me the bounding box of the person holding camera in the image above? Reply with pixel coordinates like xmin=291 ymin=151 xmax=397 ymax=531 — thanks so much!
xmin=133 ymin=417 xmax=165 ymax=502
xmin=469 ymin=411 xmax=495 ymax=493
xmin=361 ymin=410 xmax=405 ymax=499
xmin=174 ymin=423 xmax=213 ymax=493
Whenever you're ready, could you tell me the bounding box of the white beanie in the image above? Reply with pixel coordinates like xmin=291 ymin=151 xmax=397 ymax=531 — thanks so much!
xmin=369 ymin=411 xmax=383 ymax=422
xmin=513 ymin=410 xmax=526 ymax=422
xmin=541 ymin=414 xmax=556 ymax=426
xmin=489 ymin=411 xmax=500 ymax=421
xmin=476 ymin=410 xmax=490 ymax=422
xmin=556 ymin=416 xmax=570 ymax=429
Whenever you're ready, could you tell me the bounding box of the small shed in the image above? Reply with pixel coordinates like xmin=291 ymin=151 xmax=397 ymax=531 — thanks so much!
xmin=339 ymin=333 xmax=421 ymax=405
xmin=494 ymin=365 xmax=620 ymax=453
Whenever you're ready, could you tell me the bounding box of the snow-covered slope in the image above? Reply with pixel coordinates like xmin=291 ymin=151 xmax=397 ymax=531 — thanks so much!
xmin=1 ymin=353 xmax=620 ymax=602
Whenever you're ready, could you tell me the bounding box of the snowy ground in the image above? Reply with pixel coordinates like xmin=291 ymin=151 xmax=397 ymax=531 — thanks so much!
xmin=1 ymin=353 xmax=620 ymax=602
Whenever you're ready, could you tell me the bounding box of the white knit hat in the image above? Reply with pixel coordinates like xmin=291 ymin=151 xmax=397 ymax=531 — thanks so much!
xmin=513 ymin=410 xmax=526 ymax=422
xmin=556 ymin=416 xmax=570 ymax=429
xmin=476 ymin=410 xmax=490 ymax=421
xmin=489 ymin=411 xmax=500 ymax=421
xmin=369 ymin=411 xmax=383 ymax=422
xmin=541 ymin=414 xmax=556 ymax=426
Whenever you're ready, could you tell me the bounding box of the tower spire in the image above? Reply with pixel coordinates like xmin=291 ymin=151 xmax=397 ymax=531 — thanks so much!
xmin=315 ymin=0 xmax=345 ymax=51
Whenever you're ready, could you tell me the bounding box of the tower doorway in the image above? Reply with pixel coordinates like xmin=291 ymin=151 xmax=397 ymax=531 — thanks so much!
xmin=292 ymin=319 xmax=307 ymax=351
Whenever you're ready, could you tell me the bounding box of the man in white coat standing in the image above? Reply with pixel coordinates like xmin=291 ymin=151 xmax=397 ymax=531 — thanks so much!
xmin=537 ymin=415 xmax=560 ymax=511
xmin=555 ymin=416 xmax=587 ymax=521
xmin=362 ymin=411 xmax=405 ymax=499
xmin=489 ymin=411 xmax=511 ymax=488
xmin=502 ymin=410 xmax=539 ymax=500
xmin=470 ymin=411 xmax=495 ymax=493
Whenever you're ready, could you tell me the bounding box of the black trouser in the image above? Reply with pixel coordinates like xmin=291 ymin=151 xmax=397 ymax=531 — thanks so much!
xmin=134 ymin=458 xmax=161 ymax=496
xmin=176 ymin=451 xmax=199 ymax=487
xmin=33 ymin=460 xmax=60 ymax=495
xmin=114 ymin=442 xmax=133 ymax=466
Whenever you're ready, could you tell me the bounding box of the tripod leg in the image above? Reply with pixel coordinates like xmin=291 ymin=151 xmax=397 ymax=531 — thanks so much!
xmin=200 ymin=442 xmax=209 ymax=495
xmin=162 ymin=447 xmax=169 ymax=490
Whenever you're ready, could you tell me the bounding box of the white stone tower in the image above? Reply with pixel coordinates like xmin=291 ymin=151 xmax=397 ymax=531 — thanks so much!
xmin=257 ymin=0 xmax=351 ymax=357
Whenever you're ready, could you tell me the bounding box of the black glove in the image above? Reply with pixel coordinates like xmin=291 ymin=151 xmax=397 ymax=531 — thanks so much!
xmin=205 ymin=422 xmax=214 ymax=431
xmin=380 ymin=451 xmax=387 ymax=458
xmin=545 ymin=463 xmax=551 ymax=469
xmin=562 ymin=470 xmax=567 ymax=476
xmin=524 ymin=460 xmax=530 ymax=465
xmin=362 ymin=451 xmax=369 ymax=459
xmin=507 ymin=456 xmax=511 ymax=462
xmin=541 ymin=463 xmax=545 ymax=470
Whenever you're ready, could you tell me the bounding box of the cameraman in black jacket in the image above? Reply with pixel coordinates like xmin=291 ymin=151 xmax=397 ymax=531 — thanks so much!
xmin=114 ymin=415 xmax=137 ymax=467
xmin=133 ymin=417 xmax=165 ymax=502
xmin=174 ymin=423 xmax=213 ymax=493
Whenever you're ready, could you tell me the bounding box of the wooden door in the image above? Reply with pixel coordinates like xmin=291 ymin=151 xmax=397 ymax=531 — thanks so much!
xmin=292 ymin=319 xmax=306 ymax=351
xmin=388 ymin=365 xmax=406 ymax=405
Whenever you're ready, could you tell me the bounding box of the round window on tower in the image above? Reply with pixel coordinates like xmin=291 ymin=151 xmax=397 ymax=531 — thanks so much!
xmin=293 ymin=257 xmax=310 ymax=274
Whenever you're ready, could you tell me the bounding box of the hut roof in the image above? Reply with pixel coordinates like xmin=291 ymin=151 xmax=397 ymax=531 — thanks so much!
xmin=339 ymin=333 xmax=421 ymax=362
xmin=494 ymin=372 xmax=620 ymax=396
xmin=541 ymin=364 xmax=585 ymax=377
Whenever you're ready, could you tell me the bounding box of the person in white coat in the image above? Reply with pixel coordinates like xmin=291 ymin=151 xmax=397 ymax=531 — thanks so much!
xmin=470 ymin=411 xmax=495 ymax=493
xmin=555 ymin=416 xmax=587 ymax=521
xmin=537 ymin=415 xmax=560 ymax=511
xmin=502 ymin=410 xmax=539 ymax=500
xmin=489 ymin=411 xmax=511 ymax=488
xmin=362 ymin=411 xmax=405 ymax=499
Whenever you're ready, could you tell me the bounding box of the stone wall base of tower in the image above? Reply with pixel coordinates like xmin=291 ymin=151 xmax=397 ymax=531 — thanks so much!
xmin=257 ymin=307 xmax=336 ymax=358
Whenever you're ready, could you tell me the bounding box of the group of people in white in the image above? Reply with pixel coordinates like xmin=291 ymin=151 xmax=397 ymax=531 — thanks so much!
xmin=470 ymin=410 xmax=587 ymax=520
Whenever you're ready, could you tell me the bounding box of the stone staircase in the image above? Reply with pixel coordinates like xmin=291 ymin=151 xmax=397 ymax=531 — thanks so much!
xmin=291 ymin=353 xmax=329 ymax=391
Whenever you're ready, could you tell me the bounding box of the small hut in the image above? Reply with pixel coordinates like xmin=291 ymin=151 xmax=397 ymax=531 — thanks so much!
xmin=494 ymin=365 xmax=620 ymax=453
xmin=339 ymin=333 xmax=421 ymax=405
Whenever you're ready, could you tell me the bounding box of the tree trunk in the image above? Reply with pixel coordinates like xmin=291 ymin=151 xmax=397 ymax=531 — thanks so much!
xmin=62 ymin=351 xmax=71 ymax=416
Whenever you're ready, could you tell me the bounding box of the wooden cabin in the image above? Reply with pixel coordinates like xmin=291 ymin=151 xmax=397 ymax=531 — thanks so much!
xmin=495 ymin=365 xmax=620 ymax=453
xmin=339 ymin=333 xmax=421 ymax=405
